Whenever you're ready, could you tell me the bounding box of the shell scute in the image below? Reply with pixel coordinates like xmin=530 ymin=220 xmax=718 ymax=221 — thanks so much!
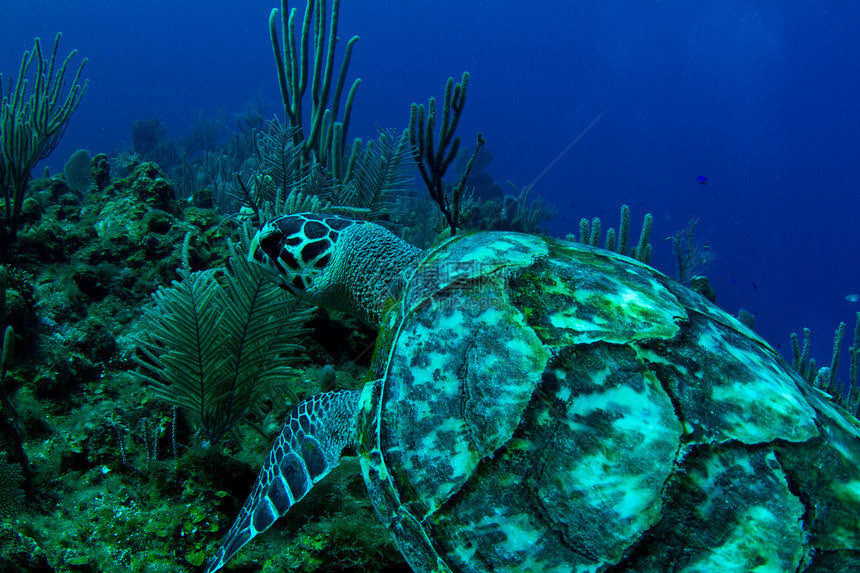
xmin=772 ymin=410 xmax=860 ymax=552
xmin=510 ymin=239 xmax=686 ymax=347
xmin=367 ymin=271 xmax=549 ymax=522
xmin=634 ymin=311 xmax=819 ymax=445
xmin=619 ymin=445 xmax=807 ymax=572
xmin=402 ymin=232 xmax=548 ymax=313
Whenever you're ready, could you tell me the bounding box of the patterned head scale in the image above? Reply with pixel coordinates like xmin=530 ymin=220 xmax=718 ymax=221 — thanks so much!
xmin=248 ymin=213 xmax=360 ymax=294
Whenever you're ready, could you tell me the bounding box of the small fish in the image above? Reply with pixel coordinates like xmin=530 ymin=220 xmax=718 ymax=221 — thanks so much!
xmin=847 ymin=294 xmax=860 ymax=303
xmin=696 ymin=175 xmax=708 ymax=184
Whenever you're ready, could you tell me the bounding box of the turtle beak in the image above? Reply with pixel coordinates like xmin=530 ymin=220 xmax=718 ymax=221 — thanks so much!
xmin=247 ymin=226 xmax=271 ymax=266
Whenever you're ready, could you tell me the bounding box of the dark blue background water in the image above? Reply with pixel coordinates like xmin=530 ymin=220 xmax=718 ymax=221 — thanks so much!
xmin=3 ymin=1 xmax=859 ymax=378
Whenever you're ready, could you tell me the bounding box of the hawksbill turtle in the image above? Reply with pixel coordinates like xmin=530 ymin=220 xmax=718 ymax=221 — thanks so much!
xmin=205 ymin=213 xmax=860 ymax=572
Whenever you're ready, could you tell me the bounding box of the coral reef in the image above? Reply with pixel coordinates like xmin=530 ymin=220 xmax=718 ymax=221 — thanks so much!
xmin=0 ymin=141 xmax=398 ymax=571
xmin=91 ymin=153 xmax=111 ymax=192
xmin=62 ymin=149 xmax=93 ymax=194
xmin=0 ymin=454 xmax=24 ymax=518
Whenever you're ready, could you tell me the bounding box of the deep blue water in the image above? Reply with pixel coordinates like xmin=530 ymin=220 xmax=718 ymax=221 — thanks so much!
xmin=3 ymin=1 xmax=859 ymax=378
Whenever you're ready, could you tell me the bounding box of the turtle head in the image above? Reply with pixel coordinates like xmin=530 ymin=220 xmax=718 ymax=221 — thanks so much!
xmin=248 ymin=213 xmax=424 ymax=327
xmin=249 ymin=213 xmax=357 ymax=297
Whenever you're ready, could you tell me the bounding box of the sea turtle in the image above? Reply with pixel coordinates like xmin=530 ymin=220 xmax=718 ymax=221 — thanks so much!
xmin=205 ymin=213 xmax=860 ymax=572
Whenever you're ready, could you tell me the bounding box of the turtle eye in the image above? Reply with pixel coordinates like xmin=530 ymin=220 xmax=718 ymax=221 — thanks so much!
xmin=259 ymin=232 xmax=285 ymax=262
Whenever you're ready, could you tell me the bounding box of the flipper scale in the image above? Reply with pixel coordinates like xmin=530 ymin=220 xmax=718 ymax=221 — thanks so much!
xmin=205 ymin=389 xmax=361 ymax=573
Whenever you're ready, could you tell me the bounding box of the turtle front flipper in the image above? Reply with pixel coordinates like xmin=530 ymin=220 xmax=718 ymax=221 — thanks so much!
xmin=204 ymin=389 xmax=362 ymax=573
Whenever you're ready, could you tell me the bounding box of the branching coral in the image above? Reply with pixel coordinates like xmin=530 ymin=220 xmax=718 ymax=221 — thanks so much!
xmin=133 ymin=228 xmax=313 ymax=445
xmin=571 ymin=204 xmax=653 ymax=264
xmin=408 ymin=72 xmax=484 ymax=235
xmin=792 ymin=312 xmax=860 ymax=416
xmin=270 ymin=0 xmax=360 ymax=170
xmin=238 ymin=121 xmax=412 ymax=223
xmin=1 ymin=34 xmax=87 ymax=241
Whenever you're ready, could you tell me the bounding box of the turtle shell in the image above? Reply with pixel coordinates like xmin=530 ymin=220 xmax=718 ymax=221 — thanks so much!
xmin=355 ymin=232 xmax=860 ymax=573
